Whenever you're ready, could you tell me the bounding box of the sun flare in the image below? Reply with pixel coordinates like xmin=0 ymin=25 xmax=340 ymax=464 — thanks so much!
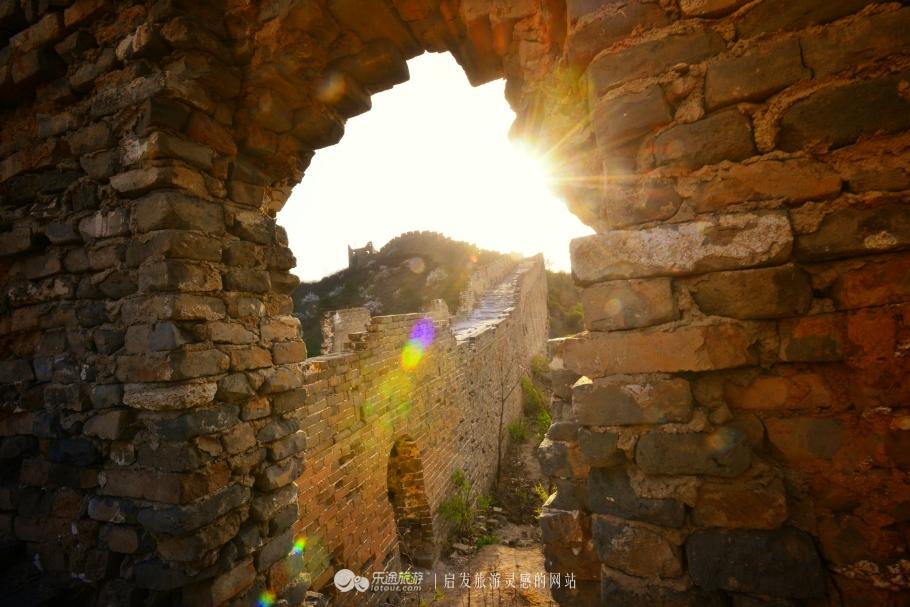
xmin=278 ymin=53 xmax=592 ymax=282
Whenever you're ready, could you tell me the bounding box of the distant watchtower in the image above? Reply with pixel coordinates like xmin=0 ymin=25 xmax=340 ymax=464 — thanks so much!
xmin=347 ymin=241 xmax=377 ymax=269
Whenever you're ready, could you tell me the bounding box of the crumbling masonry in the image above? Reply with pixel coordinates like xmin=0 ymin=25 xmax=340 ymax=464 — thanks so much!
xmin=0 ymin=0 xmax=908 ymax=605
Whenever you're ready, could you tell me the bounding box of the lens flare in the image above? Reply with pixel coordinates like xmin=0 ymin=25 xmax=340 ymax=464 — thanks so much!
xmin=408 ymin=257 xmax=426 ymax=273
xmin=290 ymin=537 xmax=307 ymax=556
xmin=705 ymin=427 xmax=739 ymax=453
xmin=257 ymin=590 xmax=276 ymax=607
xmin=401 ymin=318 xmax=436 ymax=371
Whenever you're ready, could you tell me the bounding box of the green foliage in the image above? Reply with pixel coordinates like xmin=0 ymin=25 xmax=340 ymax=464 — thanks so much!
xmin=507 ymin=418 xmax=528 ymax=442
xmin=475 ymin=534 xmax=497 ymax=547
xmin=533 ymin=482 xmax=550 ymax=518
xmin=521 ymin=376 xmax=545 ymax=415
xmin=439 ymin=469 xmax=491 ymax=537
xmin=536 ymin=407 xmax=552 ymax=442
xmin=546 ymin=270 xmax=584 ymax=338
xmin=530 ymin=354 xmax=549 ymax=380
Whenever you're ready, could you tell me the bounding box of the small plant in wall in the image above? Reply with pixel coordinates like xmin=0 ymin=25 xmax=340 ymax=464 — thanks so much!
xmin=439 ymin=469 xmax=494 ymax=539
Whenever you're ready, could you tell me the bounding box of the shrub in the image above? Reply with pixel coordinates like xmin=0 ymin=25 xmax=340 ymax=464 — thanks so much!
xmin=521 ymin=376 xmax=545 ymax=415
xmin=475 ymin=534 xmax=497 ymax=547
xmin=530 ymin=354 xmax=549 ymax=380
xmin=536 ymin=407 xmax=552 ymax=442
xmin=507 ymin=418 xmax=528 ymax=442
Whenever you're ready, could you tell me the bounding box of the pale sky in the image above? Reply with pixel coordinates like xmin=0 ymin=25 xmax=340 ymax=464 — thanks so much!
xmin=278 ymin=52 xmax=593 ymax=282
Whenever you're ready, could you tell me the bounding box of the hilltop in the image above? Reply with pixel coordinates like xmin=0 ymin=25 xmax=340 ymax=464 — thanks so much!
xmin=292 ymin=232 xmax=583 ymax=354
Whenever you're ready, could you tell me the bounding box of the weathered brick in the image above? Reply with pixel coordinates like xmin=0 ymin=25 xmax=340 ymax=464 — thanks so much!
xmin=653 ymin=108 xmax=756 ymax=169
xmin=572 ymin=375 xmax=692 ymax=425
xmin=577 ymin=428 xmax=621 ymax=467
xmin=131 ymin=191 xmax=224 ymax=234
xmin=679 ymin=157 xmax=842 ymax=212
xmin=563 ymin=320 xmax=774 ymax=376
xmin=587 ymin=467 xmax=685 ymax=527
xmin=272 ymin=341 xmax=307 ymax=364
xmin=765 ymin=416 xmax=845 ymax=462
xmin=685 ymin=265 xmax=813 ymax=320
xmin=778 ymin=314 xmax=846 ymax=362
xmin=591 ymin=85 xmax=671 ymax=151
xmin=10 ymin=12 xmax=64 ymax=53
xmin=801 ymin=8 xmax=910 ymax=78
xmin=598 ymin=177 xmax=682 ymax=228
xmin=693 ymin=478 xmax=788 ymax=529
xmin=635 ymin=428 xmax=751 ymax=477
xmin=139 ymin=260 xmax=222 ymax=292
xmin=581 ymin=277 xmax=677 ymax=331
xmin=736 ymin=0 xmax=872 ymax=39
xmin=588 ymin=25 xmax=725 ymax=97
xmin=568 ymin=0 xmax=670 ymax=69
xmin=705 ymin=38 xmax=808 ymax=110
xmin=571 ymin=212 xmax=792 ymax=282
xmin=110 ymin=166 xmax=208 ymax=198
xmin=686 ymin=528 xmax=825 ymax=598
xmin=83 ymin=409 xmax=131 ymax=440
xmin=680 ymin=0 xmax=748 ymax=17
xmin=778 ymin=74 xmax=910 ymax=152
xmin=718 ymin=367 xmax=839 ymax=411
xmin=830 ymin=253 xmax=910 ymax=310
xmin=793 ymin=202 xmax=910 ymax=262
xmin=593 ymin=516 xmax=683 ymax=578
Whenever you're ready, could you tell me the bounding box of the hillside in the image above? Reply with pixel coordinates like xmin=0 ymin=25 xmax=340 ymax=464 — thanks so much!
xmin=292 ymin=232 xmax=585 ymax=354
xmin=292 ymin=232 xmax=503 ymax=354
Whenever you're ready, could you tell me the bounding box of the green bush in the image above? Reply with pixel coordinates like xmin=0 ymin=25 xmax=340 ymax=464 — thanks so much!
xmin=536 ymin=407 xmax=552 ymax=441
xmin=475 ymin=534 xmax=497 ymax=547
xmin=521 ymin=376 xmax=545 ymax=415
xmin=439 ymin=470 xmax=473 ymax=535
xmin=530 ymin=354 xmax=549 ymax=380
xmin=507 ymin=418 xmax=528 ymax=442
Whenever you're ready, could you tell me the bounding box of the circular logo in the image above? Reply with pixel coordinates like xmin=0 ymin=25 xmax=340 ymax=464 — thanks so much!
xmin=334 ymin=569 xmax=369 ymax=592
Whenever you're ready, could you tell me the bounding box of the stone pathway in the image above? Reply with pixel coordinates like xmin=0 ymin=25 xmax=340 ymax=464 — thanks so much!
xmin=451 ymin=260 xmax=536 ymax=342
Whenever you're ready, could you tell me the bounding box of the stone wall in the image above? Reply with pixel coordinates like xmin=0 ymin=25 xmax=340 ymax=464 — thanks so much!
xmin=0 ymin=0 xmax=907 ymax=605
xmin=536 ymin=1 xmax=910 ymax=605
xmin=454 ymin=254 xmax=517 ymax=317
xmin=319 ymin=306 xmax=371 ymax=354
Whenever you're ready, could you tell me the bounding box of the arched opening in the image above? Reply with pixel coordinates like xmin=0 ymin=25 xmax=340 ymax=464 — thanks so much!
xmin=387 ymin=436 xmax=436 ymax=568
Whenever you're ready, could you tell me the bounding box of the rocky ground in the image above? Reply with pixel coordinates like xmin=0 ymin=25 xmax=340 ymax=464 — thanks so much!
xmin=394 ymin=408 xmax=558 ymax=607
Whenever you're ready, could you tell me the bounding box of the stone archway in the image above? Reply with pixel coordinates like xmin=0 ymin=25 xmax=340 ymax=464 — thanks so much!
xmin=0 ymin=0 xmax=908 ymax=606
xmin=387 ymin=435 xmax=435 ymax=568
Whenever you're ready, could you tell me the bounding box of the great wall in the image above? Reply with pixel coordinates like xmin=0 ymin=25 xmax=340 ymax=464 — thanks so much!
xmin=0 ymin=0 xmax=909 ymax=605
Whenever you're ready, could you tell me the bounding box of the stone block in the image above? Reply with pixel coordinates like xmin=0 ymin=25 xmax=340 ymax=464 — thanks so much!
xmin=800 ymin=8 xmax=910 ymax=78
xmin=131 ymin=191 xmax=224 ymax=234
xmin=251 ymin=484 xmax=298 ymax=522
xmin=78 ymin=209 xmax=129 ymax=239
xmin=567 ymin=0 xmax=669 ymax=69
xmin=778 ymin=314 xmax=845 ymax=362
xmin=10 ymin=12 xmax=64 ymax=53
xmin=794 ymin=202 xmax=910 ymax=262
xmin=765 ymin=416 xmax=845 ymax=462
xmin=272 ymin=341 xmax=307 ymax=364
xmin=133 ymin=130 xmax=213 ymax=169
xmin=227 ymin=346 xmax=271 ymax=371
xmin=587 ymin=467 xmax=685 ymax=527
xmin=685 ymin=528 xmax=825 ymax=598
xmin=110 ymin=166 xmax=208 ymax=198
xmin=187 ymin=111 xmax=236 ymax=155
xmin=330 ymin=39 xmax=409 ymax=93
xmin=592 ymin=516 xmax=683 ymax=578
xmin=539 ymin=508 xmax=584 ymax=545
xmin=138 ymin=484 xmax=248 ymax=534
xmin=256 ymin=457 xmax=302 ymax=491
xmin=779 ymin=74 xmax=910 ymax=152
xmin=83 ymin=409 xmax=131 ymax=440
xmin=581 ymin=277 xmax=676 ymax=331
xmin=572 ymin=375 xmax=692 ymax=426
xmin=328 ymin=0 xmax=420 ymax=57
xmin=635 ymin=428 xmax=751 ymax=477
xmin=830 ymin=253 xmax=910 ymax=310
xmin=563 ymin=320 xmax=774 ymax=377
xmin=577 ymin=429 xmax=621 ymax=466
xmin=221 ymin=423 xmax=256 ymax=455
xmin=538 ymin=438 xmax=572 ymax=478
xmin=705 ymin=38 xmax=808 ymax=110
xmin=680 ymin=0 xmax=748 ymax=17
xmin=598 ymin=177 xmax=682 ymax=228
xmin=591 ymin=85 xmax=672 ymax=151
xmin=719 ymin=367 xmax=838 ymax=411
xmin=653 ymin=108 xmax=756 ymax=169
xmin=692 ymin=478 xmax=788 ymax=529
xmin=268 ymin=431 xmax=307 ymax=461
xmin=223 ymin=269 xmax=271 ymax=293
xmin=139 ymin=260 xmax=222 ymax=292
xmin=588 ymin=25 xmax=725 ymax=97
xmin=679 ymin=157 xmax=842 ymax=213
xmin=122 ymin=381 xmax=218 ymax=411
xmin=685 ymin=265 xmax=813 ymax=320
xmin=736 ymin=0 xmax=871 ymax=39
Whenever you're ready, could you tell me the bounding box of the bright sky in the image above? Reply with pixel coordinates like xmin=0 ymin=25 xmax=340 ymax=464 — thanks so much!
xmin=278 ymin=52 xmax=593 ymax=282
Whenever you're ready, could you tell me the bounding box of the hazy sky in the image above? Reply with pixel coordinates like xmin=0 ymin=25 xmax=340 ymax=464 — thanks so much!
xmin=278 ymin=52 xmax=592 ymax=282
